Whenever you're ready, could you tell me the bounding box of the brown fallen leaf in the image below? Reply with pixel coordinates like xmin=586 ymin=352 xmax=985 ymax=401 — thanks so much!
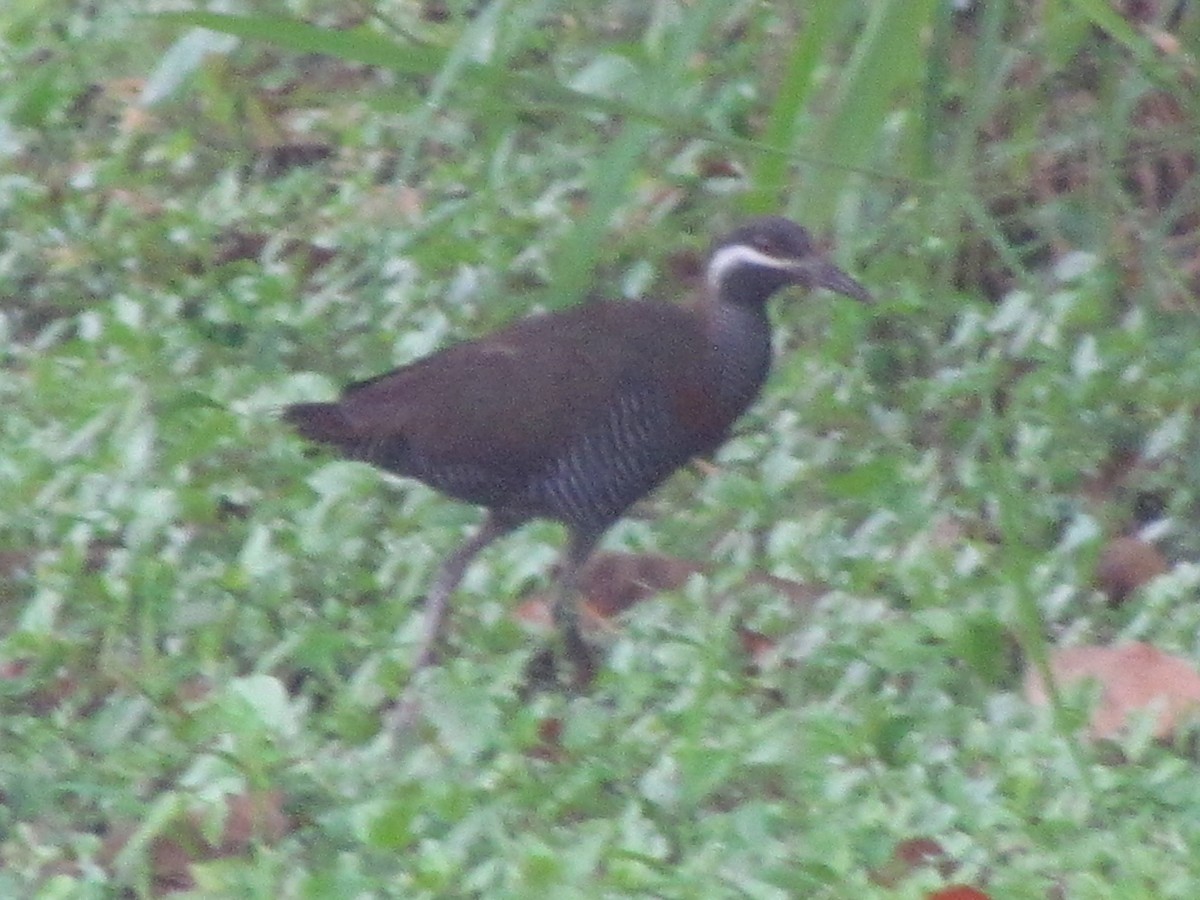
xmin=0 ymin=660 xmax=82 ymax=714
xmin=736 ymin=628 xmax=776 ymax=663
xmin=928 ymin=887 xmax=991 ymax=900
xmin=1095 ymin=536 xmax=1167 ymax=604
xmin=870 ymin=836 xmax=954 ymax=888
xmin=218 ymin=790 xmax=292 ymax=853
xmin=100 ymin=789 xmax=292 ymax=894
xmin=514 ymin=551 xmax=826 ymax=633
xmin=696 ymin=155 xmax=743 ymax=179
xmin=1025 ymin=642 xmax=1200 ymax=740
xmin=575 ymin=551 xmax=702 ymax=618
xmin=526 ymin=716 xmax=565 ymax=762
xmin=512 ymin=596 xmax=620 ymax=633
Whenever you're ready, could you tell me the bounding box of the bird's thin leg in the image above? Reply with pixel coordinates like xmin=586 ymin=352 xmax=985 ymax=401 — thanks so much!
xmin=552 ymin=527 xmax=604 ymax=686
xmin=411 ymin=511 xmax=520 ymax=671
xmin=388 ymin=512 xmax=520 ymax=734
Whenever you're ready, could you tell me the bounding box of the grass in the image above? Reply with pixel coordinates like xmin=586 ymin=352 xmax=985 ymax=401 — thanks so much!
xmin=3 ymin=0 xmax=1200 ymax=896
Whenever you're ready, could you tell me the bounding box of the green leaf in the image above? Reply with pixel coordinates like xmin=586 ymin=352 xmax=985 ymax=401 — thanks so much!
xmin=140 ymin=27 xmax=240 ymax=106
xmin=228 ymin=674 xmax=300 ymax=738
xmin=155 ymin=12 xmax=446 ymax=74
xmin=802 ymin=0 xmax=939 ymax=221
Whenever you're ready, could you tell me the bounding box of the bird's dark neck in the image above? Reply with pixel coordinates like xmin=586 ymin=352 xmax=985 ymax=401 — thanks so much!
xmin=704 ymin=298 xmax=773 ymax=415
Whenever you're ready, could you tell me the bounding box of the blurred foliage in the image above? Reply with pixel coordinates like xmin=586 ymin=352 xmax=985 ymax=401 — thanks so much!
xmin=2 ymin=0 xmax=1200 ymax=896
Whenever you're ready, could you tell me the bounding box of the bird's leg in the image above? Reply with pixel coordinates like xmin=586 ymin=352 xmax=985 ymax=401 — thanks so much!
xmin=551 ymin=527 xmax=604 ymax=687
xmin=411 ymin=511 xmax=520 ymax=671
xmin=388 ymin=512 xmax=520 ymax=734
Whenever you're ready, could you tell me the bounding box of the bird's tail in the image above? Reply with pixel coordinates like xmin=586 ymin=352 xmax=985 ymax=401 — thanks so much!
xmin=282 ymin=402 xmax=357 ymax=451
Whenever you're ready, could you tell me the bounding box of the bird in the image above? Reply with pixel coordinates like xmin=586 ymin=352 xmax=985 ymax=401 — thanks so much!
xmin=284 ymin=216 xmax=870 ymax=688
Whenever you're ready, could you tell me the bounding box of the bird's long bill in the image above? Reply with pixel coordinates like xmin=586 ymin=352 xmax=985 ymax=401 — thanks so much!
xmin=801 ymin=258 xmax=872 ymax=303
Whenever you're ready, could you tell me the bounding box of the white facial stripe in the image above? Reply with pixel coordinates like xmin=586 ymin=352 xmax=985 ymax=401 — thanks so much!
xmin=706 ymin=243 xmax=796 ymax=290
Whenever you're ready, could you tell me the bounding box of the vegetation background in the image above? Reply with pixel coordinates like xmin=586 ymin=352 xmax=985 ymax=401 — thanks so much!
xmin=3 ymin=0 xmax=1200 ymax=896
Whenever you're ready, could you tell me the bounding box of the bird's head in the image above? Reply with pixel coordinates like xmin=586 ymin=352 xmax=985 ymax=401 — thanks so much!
xmin=706 ymin=217 xmax=871 ymax=307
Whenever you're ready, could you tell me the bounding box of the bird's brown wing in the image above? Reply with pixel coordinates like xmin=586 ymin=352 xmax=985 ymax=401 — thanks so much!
xmin=331 ymin=301 xmax=717 ymax=478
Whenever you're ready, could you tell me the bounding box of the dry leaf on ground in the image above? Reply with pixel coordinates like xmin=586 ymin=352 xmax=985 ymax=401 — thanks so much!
xmin=1025 ymin=642 xmax=1200 ymax=739
xmin=513 ymin=551 xmax=825 ymax=632
xmin=1095 ymin=536 xmax=1168 ymax=604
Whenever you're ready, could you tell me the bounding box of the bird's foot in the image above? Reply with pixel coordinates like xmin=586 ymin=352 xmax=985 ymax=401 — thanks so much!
xmin=523 ymin=638 xmax=599 ymax=694
xmin=380 ymin=641 xmax=442 ymax=736
xmin=382 ymin=681 xmax=428 ymax=736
